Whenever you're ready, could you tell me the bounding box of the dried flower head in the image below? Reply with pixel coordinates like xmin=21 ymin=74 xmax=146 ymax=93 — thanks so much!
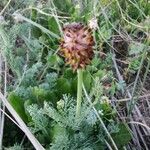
xmin=60 ymin=23 xmax=94 ymax=71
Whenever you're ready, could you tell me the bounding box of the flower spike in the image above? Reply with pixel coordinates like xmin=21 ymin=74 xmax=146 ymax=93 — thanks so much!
xmin=60 ymin=22 xmax=94 ymax=71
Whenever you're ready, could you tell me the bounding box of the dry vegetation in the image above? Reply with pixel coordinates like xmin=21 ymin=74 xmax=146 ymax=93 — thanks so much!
xmin=0 ymin=0 xmax=150 ymax=150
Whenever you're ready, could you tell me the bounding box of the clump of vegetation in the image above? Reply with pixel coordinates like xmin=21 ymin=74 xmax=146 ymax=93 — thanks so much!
xmin=0 ymin=0 xmax=149 ymax=150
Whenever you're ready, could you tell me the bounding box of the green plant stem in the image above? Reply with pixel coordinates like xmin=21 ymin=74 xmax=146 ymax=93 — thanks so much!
xmin=76 ymin=69 xmax=83 ymax=118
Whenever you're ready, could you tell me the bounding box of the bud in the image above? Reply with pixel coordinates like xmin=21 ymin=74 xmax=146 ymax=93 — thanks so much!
xmin=0 ymin=16 xmax=5 ymax=24
xmin=12 ymin=12 xmax=23 ymax=23
xmin=88 ymin=18 xmax=98 ymax=30
xmin=57 ymin=99 xmax=64 ymax=110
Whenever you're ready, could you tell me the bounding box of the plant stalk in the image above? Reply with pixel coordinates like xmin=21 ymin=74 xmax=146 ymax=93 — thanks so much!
xmin=76 ymin=69 xmax=83 ymax=118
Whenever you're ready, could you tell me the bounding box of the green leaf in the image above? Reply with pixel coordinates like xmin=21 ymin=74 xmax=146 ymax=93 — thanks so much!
xmin=24 ymin=99 xmax=33 ymax=122
xmin=64 ymin=68 xmax=76 ymax=79
xmin=93 ymin=70 xmax=106 ymax=78
xmin=50 ymin=123 xmax=66 ymax=142
xmin=48 ymin=54 xmax=58 ymax=66
xmin=129 ymin=42 xmax=145 ymax=55
xmin=56 ymin=78 xmax=72 ymax=96
xmin=8 ymin=92 xmax=28 ymax=123
xmin=91 ymin=57 xmax=100 ymax=67
xmin=48 ymin=17 xmax=59 ymax=35
xmin=53 ymin=0 xmax=73 ymax=13
xmin=101 ymin=25 xmax=112 ymax=40
xmin=46 ymin=91 xmax=58 ymax=105
xmin=32 ymin=86 xmax=47 ymax=102
xmin=111 ymin=123 xmax=132 ymax=148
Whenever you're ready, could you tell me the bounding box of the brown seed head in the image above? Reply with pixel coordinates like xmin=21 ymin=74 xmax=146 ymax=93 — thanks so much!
xmin=60 ymin=22 xmax=94 ymax=71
